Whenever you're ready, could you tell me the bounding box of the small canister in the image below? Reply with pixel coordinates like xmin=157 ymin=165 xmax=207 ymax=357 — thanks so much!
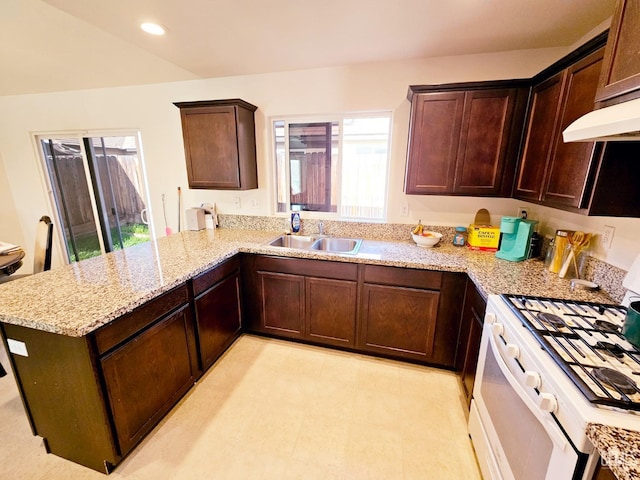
xmin=453 ymin=226 xmax=467 ymax=247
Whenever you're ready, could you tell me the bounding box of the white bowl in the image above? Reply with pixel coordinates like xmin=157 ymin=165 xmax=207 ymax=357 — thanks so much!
xmin=411 ymin=231 xmax=442 ymax=248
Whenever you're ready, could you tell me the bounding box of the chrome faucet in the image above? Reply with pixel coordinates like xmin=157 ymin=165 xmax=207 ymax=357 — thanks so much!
xmin=318 ymin=221 xmax=325 ymax=236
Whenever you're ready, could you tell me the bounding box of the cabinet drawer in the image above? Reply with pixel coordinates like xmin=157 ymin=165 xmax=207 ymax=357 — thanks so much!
xmin=254 ymin=255 xmax=358 ymax=281
xmin=94 ymin=284 xmax=189 ymax=355
xmin=363 ymin=265 xmax=442 ymax=290
xmin=192 ymin=256 xmax=240 ymax=296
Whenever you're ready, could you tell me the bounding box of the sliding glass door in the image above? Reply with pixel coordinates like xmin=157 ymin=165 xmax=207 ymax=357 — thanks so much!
xmin=39 ymin=133 xmax=153 ymax=262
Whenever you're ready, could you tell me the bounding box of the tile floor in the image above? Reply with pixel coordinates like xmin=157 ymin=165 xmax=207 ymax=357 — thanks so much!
xmin=0 ymin=335 xmax=481 ymax=479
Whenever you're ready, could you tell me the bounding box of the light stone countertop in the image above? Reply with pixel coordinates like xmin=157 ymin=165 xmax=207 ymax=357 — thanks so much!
xmin=587 ymin=424 xmax=640 ymax=480
xmin=0 ymin=227 xmax=616 ymax=337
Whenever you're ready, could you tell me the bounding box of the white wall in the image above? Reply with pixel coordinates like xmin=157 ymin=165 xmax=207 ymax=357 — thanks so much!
xmin=1 ymin=42 xmax=639 ymax=272
xmin=0 ymin=151 xmax=24 ymax=248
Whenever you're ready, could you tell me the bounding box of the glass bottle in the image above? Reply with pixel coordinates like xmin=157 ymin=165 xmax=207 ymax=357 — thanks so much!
xmin=453 ymin=226 xmax=467 ymax=247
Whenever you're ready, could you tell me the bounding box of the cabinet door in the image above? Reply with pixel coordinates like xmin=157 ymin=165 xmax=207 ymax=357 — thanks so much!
xmin=257 ymin=271 xmax=305 ymax=339
xmin=101 ymin=305 xmax=196 ymax=454
xmin=457 ymin=282 xmax=487 ymax=407
xmin=359 ymin=283 xmax=440 ymax=362
xmin=543 ymin=48 xmax=604 ymax=208
xmin=306 ymin=277 xmax=357 ymax=347
xmin=596 ymin=0 xmax=640 ymax=103
xmin=514 ymin=72 xmax=566 ymax=202
xmin=194 ymin=271 xmax=242 ymax=370
xmin=454 ymin=89 xmax=517 ymax=196
xmin=405 ymin=92 xmax=464 ymax=194
xmin=180 ymin=105 xmax=241 ymax=189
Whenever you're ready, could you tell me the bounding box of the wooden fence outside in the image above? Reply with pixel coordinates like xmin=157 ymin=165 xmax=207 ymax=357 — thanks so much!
xmin=50 ymin=155 xmax=146 ymax=234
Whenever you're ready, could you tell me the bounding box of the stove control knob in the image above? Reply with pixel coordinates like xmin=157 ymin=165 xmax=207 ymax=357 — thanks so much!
xmin=539 ymin=393 xmax=557 ymax=413
xmin=525 ymin=371 xmax=541 ymax=389
xmin=491 ymin=322 xmax=504 ymax=336
xmin=506 ymin=344 xmax=520 ymax=359
xmin=485 ymin=313 xmax=497 ymax=324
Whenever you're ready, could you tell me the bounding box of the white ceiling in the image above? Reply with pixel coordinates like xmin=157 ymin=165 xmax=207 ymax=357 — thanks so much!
xmin=0 ymin=0 xmax=616 ymax=97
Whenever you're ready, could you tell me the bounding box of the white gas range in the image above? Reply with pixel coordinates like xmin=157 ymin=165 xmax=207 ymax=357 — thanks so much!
xmin=469 ymin=255 xmax=640 ymax=480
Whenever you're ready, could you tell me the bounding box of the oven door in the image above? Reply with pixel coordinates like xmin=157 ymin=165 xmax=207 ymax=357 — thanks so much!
xmin=469 ymin=317 xmax=585 ymax=480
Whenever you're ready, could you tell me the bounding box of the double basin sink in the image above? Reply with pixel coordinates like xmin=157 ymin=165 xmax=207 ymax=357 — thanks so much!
xmin=268 ymin=235 xmax=362 ymax=255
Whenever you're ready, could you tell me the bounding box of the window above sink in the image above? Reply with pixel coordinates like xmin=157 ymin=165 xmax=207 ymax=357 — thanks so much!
xmin=273 ymin=114 xmax=391 ymax=222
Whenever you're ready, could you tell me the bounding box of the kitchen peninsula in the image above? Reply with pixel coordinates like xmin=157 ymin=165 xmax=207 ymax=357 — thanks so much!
xmin=0 ymin=225 xmax=620 ymax=473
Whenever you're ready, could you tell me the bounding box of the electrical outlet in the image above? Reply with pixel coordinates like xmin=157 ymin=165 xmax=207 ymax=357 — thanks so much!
xmin=601 ymin=225 xmax=615 ymax=250
xmin=516 ymin=207 xmax=530 ymax=219
xmin=233 ymin=196 xmax=241 ymax=208
xmin=400 ymin=203 xmax=409 ymax=217
xmin=250 ymin=199 xmax=259 ymax=209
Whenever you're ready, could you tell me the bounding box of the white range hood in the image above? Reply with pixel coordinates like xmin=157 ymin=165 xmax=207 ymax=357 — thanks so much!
xmin=562 ymin=96 xmax=640 ymax=142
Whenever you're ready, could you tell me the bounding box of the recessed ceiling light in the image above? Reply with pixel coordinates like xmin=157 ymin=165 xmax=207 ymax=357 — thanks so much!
xmin=140 ymin=22 xmax=166 ymax=36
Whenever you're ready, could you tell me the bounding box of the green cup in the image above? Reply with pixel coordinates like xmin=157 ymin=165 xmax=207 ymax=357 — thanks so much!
xmin=623 ymin=301 xmax=640 ymax=349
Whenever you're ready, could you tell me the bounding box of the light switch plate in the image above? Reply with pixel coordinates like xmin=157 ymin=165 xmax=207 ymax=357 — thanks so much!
xmin=7 ymin=338 xmax=28 ymax=357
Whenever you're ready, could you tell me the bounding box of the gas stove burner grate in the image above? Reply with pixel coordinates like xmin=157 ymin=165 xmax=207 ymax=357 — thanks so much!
xmin=501 ymin=294 xmax=640 ymax=410
xmin=537 ymin=312 xmax=565 ymax=328
xmin=592 ymin=367 xmax=638 ymax=395
xmin=594 ymin=341 xmax=625 ymax=359
xmin=594 ymin=320 xmax=621 ymax=333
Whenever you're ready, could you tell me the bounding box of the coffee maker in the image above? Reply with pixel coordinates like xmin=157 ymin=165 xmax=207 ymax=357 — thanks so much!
xmin=495 ymin=216 xmax=538 ymax=262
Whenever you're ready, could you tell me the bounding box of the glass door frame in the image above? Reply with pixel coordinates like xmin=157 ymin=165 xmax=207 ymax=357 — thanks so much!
xmin=34 ymin=129 xmax=155 ymax=264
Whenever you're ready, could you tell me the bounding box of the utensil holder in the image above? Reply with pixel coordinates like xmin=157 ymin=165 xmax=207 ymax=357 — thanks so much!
xmin=559 ymin=245 xmax=588 ymax=279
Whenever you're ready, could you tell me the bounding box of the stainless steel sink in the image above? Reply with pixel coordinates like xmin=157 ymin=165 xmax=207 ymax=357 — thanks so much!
xmin=267 ymin=235 xmax=362 ymax=254
xmin=268 ymin=235 xmax=317 ymax=249
xmin=310 ymin=237 xmax=362 ymax=254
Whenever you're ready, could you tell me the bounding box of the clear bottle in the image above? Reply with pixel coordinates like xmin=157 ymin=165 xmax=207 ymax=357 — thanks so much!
xmin=544 ymin=237 xmax=556 ymax=269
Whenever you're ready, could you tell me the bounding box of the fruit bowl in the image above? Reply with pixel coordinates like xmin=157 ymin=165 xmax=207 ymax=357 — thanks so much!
xmin=411 ymin=231 xmax=442 ymax=248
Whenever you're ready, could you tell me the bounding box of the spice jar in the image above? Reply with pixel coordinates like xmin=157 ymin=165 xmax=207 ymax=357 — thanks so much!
xmin=453 ymin=226 xmax=467 ymax=247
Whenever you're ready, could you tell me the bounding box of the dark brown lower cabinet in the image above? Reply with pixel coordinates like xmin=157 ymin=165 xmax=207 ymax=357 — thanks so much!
xmin=357 ymin=265 xmax=466 ymax=366
xmin=100 ymin=304 xmax=196 ymax=454
xmin=0 ymin=283 xmax=199 ymax=473
xmin=307 ymin=276 xmax=357 ymax=346
xmin=359 ymin=283 xmax=439 ymax=360
xmin=0 ymin=323 xmax=120 ymax=473
xmin=592 ymin=460 xmax=617 ymax=480
xmin=242 ymin=256 xmax=466 ymax=367
xmin=192 ymin=257 xmax=243 ymax=370
xmin=242 ymin=255 xmax=358 ymax=347
xmin=456 ymin=280 xmax=487 ymax=407
xmin=259 ymin=270 xmax=306 ymax=338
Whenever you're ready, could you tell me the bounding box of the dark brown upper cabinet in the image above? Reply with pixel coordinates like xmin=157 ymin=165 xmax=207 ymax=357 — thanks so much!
xmin=515 ymin=48 xmax=605 ymax=209
xmin=514 ymin=72 xmax=567 ymax=202
xmin=175 ymin=99 xmax=258 ymax=190
xmin=515 ymin=36 xmax=640 ymax=217
xmin=405 ymin=83 xmax=527 ymax=197
xmin=596 ymin=0 xmax=640 ymax=105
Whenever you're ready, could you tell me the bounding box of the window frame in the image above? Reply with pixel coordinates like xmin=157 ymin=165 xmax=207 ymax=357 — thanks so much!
xmin=32 ymin=129 xmax=155 ymax=263
xmin=270 ymin=111 xmax=392 ymax=222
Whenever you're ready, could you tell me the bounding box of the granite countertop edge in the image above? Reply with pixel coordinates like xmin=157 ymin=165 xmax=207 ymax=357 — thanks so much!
xmin=0 ymin=228 xmax=616 ymax=338
xmin=587 ymin=423 xmax=640 ymax=480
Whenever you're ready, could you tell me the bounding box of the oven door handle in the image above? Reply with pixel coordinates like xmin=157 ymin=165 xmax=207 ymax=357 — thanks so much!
xmin=488 ymin=328 xmax=569 ymax=452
